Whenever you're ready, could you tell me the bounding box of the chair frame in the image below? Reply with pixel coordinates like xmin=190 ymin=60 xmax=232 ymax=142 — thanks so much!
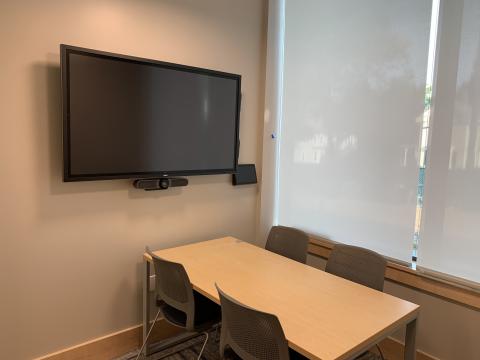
xmin=326 ymin=243 xmax=387 ymax=359
xmin=135 ymin=247 xmax=211 ymax=360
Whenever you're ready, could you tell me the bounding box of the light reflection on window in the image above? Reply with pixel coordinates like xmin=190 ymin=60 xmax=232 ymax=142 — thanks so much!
xmin=294 ymin=134 xmax=357 ymax=164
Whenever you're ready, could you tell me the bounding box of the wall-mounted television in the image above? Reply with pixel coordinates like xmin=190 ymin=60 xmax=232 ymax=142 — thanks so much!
xmin=61 ymin=44 xmax=241 ymax=182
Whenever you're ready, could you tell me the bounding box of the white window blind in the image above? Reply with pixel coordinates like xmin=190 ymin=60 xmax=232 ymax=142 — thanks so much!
xmin=418 ymin=0 xmax=480 ymax=283
xmin=277 ymin=0 xmax=433 ymax=262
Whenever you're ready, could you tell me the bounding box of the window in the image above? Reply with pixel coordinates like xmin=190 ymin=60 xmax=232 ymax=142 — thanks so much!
xmin=262 ymin=0 xmax=480 ymax=284
xmin=276 ymin=0 xmax=434 ymax=263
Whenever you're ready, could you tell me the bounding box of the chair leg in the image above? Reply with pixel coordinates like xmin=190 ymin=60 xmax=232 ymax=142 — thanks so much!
xmin=375 ymin=344 xmax=385 ymax=360
xmin=135 ymin=308 xmax=162 ymax=360
xmin=219 ymin=346 xmax=226 ymax=360
xmin=213 ymin=323 xmax=221 ymax=343
xmin=196 ymin=331 xmax=209 ymax=360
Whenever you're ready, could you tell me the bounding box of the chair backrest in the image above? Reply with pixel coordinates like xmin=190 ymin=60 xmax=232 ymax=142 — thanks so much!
xmin=265 ymin=226 xmax=309 ymax=264
xmin=216 ymin=284 xmax=290 ymax=360
xmin=325 ymin=244 xmax=387 ymax=291
xmin=147 ymin=247 xmax=195 ymax=329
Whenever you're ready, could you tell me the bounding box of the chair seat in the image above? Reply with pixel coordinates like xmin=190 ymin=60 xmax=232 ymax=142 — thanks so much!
xmin=157 ymin=290 xmax=221 ymax=330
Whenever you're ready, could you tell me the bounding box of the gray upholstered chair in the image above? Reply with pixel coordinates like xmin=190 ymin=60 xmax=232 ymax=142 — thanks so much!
xmin=265 ymin=226 xmax=309 ymax=264
xmin=325 ymin=244 xmax=387 ymax=359
xmin=216 ymin=284 xmax=307 ymax=360
xmin=325 ymin=244 xmax=387 ymax=291
xmin=136 ymin=248 xmax=221 ymax=360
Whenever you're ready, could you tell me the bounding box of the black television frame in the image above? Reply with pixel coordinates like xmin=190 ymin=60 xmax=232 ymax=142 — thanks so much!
xmin=61 ymin=44 xmax=241 ymax=182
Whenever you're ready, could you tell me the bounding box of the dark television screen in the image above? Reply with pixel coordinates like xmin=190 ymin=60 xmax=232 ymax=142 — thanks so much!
xmin=61 ymin=45 xmax=241 ymax=181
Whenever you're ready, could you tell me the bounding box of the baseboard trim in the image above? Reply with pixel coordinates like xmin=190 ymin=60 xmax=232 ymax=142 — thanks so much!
xmin=34 ymin=319 xmax=437 ymax=360
xmin=34 ymin=319 xmax=181 ymax=360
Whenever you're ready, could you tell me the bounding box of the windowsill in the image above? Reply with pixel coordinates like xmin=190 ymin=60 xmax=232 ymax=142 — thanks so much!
xmin=308 ymin=236 xmax=480 ymax=311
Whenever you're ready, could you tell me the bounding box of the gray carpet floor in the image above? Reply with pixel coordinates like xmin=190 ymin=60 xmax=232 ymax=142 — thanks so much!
xmin=115 ymin=330 xmax=232 ymax=360
xmin=116 ymin=330 xmax=382 ymax=360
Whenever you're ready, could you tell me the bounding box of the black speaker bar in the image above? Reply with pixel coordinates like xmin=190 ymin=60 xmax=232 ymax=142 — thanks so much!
xmin=133 ymin=177 xmax=188 ymax=191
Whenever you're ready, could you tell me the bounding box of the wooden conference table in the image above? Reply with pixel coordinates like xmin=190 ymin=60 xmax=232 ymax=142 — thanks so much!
xmin=143 ymin=237 xmax=419 ymax=360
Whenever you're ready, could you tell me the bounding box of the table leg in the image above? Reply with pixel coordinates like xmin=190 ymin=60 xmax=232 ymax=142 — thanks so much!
xmin=404 ymin=317 xmax=417 ymax=360
xmin=142 ymin=258 xmax=151 ymax=356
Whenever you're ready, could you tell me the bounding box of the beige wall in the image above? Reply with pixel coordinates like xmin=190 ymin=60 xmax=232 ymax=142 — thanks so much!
xmin=308 ymin=255 xmax=480 ymax=360
xmin=0 ymin=1 xmax=267 ymax=359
